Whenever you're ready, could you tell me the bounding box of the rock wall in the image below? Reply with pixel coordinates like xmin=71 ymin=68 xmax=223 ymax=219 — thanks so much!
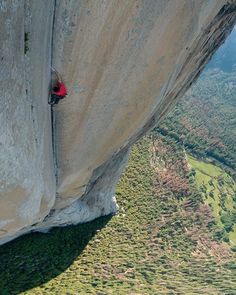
xmin=0 ymin=0 xmax=235 ymax=244
xmin=0 ymin=0 xmax=56 ymax=244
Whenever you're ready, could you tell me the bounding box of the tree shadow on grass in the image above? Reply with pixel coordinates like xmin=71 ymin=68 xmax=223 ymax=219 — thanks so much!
xmin=0 ymin=215 xmax=112 ymax=295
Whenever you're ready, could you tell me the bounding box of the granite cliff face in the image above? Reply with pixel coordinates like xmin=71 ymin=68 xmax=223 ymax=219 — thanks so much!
xmin=0 ymin=0 xmax=236 ymax=245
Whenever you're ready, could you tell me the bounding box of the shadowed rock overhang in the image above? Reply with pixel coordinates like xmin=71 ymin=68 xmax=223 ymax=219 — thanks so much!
xmin=0 ymin=0 xmax=235 ymax=245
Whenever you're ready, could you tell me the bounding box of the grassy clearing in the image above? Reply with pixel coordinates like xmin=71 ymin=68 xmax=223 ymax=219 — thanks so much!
xmin=187 ymin=154 xmax=236 ymax=245
xmin=188 ymin=155 xmax=222 ymax=180
xmin=0 ymin=138 xmax=236 ymax=294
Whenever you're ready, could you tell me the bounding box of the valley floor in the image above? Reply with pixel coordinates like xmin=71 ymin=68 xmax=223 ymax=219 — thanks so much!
xmin=188 ymin=154 xmax=236 ymax=245
xmin=0 ymin=136 xmax=236 ymax=294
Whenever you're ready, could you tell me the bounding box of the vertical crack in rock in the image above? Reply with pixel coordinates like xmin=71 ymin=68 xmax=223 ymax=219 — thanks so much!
xmin=37 ymin=1 xmax=236 ymax=232
xmin=35 ymin=146 xmax=130 ymax=230
xmin=0 ymin=0 xmax=56 ymax=245
xmin=0 ymin=1 xmax=236 ymax=244
xmin=50 ymin=0 xmax=58 ymax=185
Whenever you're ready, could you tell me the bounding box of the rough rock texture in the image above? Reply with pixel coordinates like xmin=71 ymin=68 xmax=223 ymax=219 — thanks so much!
xmin=0 ymin=1 xmax=56 ymax=244
xmin=0 ymin=0 xmax=235 ymax=244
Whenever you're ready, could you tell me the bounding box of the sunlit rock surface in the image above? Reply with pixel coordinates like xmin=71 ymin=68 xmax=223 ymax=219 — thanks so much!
xmin=0 ymin=1 xmax=56 ymax=243
xmin=0 ymin=0 xmax=235 ymax=244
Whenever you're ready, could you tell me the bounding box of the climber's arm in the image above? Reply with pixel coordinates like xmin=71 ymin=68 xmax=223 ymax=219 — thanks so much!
xmin=52 ymin=68 xmax=62 ymax=82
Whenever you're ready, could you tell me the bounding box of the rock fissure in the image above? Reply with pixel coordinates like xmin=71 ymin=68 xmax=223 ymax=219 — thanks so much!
xmin=0 ymin=1 xmax=235 ymax=245
xmin=50 ymin=0 xmax=58 ymax=185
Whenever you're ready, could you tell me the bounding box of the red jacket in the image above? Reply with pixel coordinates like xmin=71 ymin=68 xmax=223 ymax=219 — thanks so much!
xmin=53 ymin=82 xmax=67 ymax=97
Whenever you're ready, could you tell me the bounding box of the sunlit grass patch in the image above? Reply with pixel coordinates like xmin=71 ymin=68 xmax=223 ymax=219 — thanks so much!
xmin=187 ymin=154 xmax=236 ymax=245
xmin=0 ymin=138 xmax=236 ymax=294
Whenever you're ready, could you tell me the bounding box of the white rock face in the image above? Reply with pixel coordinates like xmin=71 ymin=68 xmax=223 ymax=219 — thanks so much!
xmin=0 ymin=0 xmax=235 ymax=244
xmin=0 ymin=1 xmax=56 ymax=243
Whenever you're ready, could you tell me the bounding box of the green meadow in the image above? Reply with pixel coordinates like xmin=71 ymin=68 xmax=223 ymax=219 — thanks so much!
xmin=0 ymin=138 xmax=236 ymax=294
xmin=188 ymin=155 xmax=236 ymax=245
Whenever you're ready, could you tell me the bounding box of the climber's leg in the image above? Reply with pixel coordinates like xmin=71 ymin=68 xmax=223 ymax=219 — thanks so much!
xmin=54 ymin=95 xmax=61 ymax=104
xmin=49 ymin=94 xmax=61 ymax=105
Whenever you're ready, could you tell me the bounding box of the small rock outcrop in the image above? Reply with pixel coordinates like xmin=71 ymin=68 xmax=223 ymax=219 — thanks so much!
xmin=0 ymin=0 xmax=235 ymax=244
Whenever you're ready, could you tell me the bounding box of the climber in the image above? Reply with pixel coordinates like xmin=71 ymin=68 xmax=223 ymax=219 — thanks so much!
xmin=49 ymin=68 xmax=68 ymax=105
